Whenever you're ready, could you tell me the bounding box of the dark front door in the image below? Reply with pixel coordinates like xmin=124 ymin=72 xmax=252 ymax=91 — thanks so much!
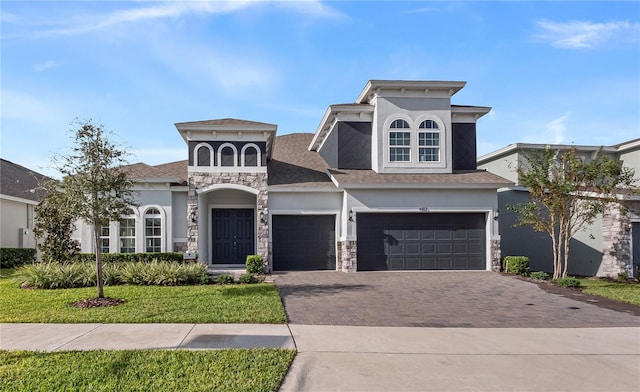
xmin=212 ymin=209 xmax=254 ymax=264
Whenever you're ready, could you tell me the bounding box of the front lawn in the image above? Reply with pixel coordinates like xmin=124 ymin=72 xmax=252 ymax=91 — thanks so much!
xmin=0 ymin=269 xmax=286 ymax=323
xmin=0 ymin=349 xmax=295 ymax=392
xmin=577 ymin=278 xmax=640 ymax=306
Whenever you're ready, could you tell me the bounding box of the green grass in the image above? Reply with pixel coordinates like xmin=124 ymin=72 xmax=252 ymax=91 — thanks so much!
xmin=0 ymin=349 xmax=296 ymax=392
xmin=577 ymin=278 xmax=640 ymax=306
xmin=0 ymin=269 xmax=286 ymax=323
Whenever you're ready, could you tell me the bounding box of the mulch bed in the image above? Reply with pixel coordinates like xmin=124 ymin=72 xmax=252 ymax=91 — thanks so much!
xmin=70 ymin=297 xmax=126 ymax=308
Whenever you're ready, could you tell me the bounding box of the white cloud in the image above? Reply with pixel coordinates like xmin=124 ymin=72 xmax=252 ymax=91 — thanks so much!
xmin=535 ymin=20 xmax=640 ymax=49
xmin=11 ymin=0 xmax=344 ymax=38
xmin=33 ymin=60 xmax=60 ymax=72
xmin=544 ymin=112 xmax=571 ymax=144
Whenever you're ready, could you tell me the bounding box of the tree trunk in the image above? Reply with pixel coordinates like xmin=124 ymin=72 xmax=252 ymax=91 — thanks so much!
xmin=94 ymin=222 xmax=104 ymax=299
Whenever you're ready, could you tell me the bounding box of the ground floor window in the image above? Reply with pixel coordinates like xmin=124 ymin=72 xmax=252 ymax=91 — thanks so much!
xmin=145 ymin=208 xmax=162 ymax=252
xmin=119 ymin=217 xmax=136 ymax=253
xmin=99 ymin=226 xmax=110 ymax=253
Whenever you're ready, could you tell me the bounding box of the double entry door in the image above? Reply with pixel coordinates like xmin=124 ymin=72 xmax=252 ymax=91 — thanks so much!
xmin=212 ymin=209 xmax=254 ymax=264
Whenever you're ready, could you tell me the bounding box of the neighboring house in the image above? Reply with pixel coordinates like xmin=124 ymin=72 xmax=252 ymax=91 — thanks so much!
xmin=76 ymin=80 xmax=512 ymax=272
xmin=478 ymin=139 xmax=640 ymax=277
xmin=0 ymin=159 xmax=49 ymax=250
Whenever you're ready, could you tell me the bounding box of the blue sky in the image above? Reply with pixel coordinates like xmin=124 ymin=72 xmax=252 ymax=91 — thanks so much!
xmin=2 ymin=1 xmax=639 ymax=178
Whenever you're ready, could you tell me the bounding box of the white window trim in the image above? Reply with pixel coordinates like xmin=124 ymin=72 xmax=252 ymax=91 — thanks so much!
xmin=118 ymin=209 xmax=139 ymax=254
xmin=142 ymin=205 xmax=166 ymax=253
xmin=217 ymin=143 xmax=238 ymax=167
xmin=414 ymin=114 xmax=446 ymax=168
xmin=194 ymin=142 xmax=214 ymax=167
xmin=385 ymin=115 xmax=414 ymax=165
xmin=240 ymin=143 xmax=262 ymax=167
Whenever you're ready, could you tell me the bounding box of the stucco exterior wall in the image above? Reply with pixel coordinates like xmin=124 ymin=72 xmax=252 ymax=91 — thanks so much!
xmin=373 ymin=97 xmax=453 ymax=174
xmin=0 ymin=198 xmax=34 ymax=248
xmin=477 ymin=152 xmax=520 ymax=184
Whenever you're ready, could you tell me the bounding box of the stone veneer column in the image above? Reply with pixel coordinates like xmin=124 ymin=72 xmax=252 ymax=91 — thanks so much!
xmin=490 ymin=239 xmax=501 ymax=272
xmin=337 ymin=240 xmax=357 ymax=272
xmin=601 ymin=201 xmax=639 ymax=277
xmin=187 ymin=171 xmax=269 ymax=269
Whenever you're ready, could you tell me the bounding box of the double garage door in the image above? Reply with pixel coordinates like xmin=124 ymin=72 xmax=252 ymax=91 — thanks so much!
xmin=357 ymin=213 xmax=486 ymax=271
xmin=271 ymin=213 xmax=486 ymax=271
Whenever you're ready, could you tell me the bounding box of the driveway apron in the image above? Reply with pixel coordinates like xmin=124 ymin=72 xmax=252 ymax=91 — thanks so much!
xmin=274 ymin=271 xmax=640 ymax=328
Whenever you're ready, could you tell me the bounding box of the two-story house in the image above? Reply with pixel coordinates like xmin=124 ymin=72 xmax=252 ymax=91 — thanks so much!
xmin=75 ymin=80 xmax=512 ymax=272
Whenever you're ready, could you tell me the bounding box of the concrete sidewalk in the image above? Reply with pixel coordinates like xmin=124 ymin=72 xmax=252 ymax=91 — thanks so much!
xmin=0 ymin=323 xmax=295 ymax=351
xmin=280 ymin=326 xmax=640 ymax=392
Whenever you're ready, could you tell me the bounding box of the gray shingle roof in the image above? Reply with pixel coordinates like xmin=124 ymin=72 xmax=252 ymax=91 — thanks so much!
xmin=0 ymin=159 xmax=51 ymax=202
xmin=328 ymin=169 xmax=514 ymax=188
xmin=268 ymin=133 xmax=336 ymax=188
xmin=175 ymin=118 xmax=276 ymax=128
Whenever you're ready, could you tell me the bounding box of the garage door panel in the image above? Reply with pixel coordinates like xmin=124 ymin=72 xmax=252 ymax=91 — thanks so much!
xmin=357 ymin=213 xmax=486 ymax=271
xmin=273 ymin=215 xmax=336 ymax=271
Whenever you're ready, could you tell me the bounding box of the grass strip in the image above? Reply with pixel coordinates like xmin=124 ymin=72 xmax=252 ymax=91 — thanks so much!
xmin=1 ymin=269 xmax=286 ymax=323
xmin=0 ymin=349 xmax=296 ymax=392
xmin=577 ymin=278 xmax=640 ymax=306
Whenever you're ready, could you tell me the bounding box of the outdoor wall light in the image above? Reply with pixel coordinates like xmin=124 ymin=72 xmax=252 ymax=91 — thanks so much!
xmin=349 ymin=210 xmax=354 ymax=222
xmin=493 ymin=210 xmax=500 ymax=221
xmin=189 ymin=210 xmax=197 ymax=224
xmin=260 ymin=211 xmax=267 ymax=224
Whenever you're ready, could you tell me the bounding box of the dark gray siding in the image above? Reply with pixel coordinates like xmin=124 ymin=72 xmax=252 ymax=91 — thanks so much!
xmin=452 ymin=123 xmax=477 ymax=170
xmin=318 ymin=127 xmax=338 ymax=168
xmin=337 ymin=122 xmax=372 ymax=170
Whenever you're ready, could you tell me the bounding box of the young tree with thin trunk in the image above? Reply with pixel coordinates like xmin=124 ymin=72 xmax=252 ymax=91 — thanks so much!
xmin=52 ymin=120 xmax=136 ymax=298
xmin=509 ymin=147 xmax=636 ymax=279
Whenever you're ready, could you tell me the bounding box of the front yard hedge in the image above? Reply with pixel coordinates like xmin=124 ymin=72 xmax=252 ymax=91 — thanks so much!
xmin=0 ymin=248 xmax=37 ymax=268
xmin=72 ymin=252 xmax=188 ymax=263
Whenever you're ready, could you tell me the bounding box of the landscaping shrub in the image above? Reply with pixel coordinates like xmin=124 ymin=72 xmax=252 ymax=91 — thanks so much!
xmin=617 ymin=272 xmax=628 ymax=281
xmin=216 ymin=274 xmax=235 ymax=284
xmin=0 ymin=248 xmax=37 ymax=268
xmin=502 ymin=256 xmax=530 ymax=276
xmin=15 ymin=261 xmax=208 ymax=289
xmin=73 ymin=252 xmax=186 ymax=264
xmin=238 ymin=273 xmax=265 ymax=284
xmin=246 ymin=255 xmax=264 ymax=274
xmin=529 ymin=271 xmax=550 ymax=280
xmin=553 ymin=276 xmax=581 ymax=288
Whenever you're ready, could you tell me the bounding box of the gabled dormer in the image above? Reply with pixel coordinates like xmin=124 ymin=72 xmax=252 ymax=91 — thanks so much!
xmin=175 ymin=118 xmax=277 ymax=173
xmin=310 ymin=80 xmax=490 ymax=174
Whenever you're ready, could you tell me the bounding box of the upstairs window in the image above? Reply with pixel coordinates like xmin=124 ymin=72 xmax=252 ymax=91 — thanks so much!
xmin=389 ymin=119 xmax=411 ymax=162
xmin=243 ymin=145 xmax=259 ymax=167
xmin=196 ymin=145 xmax=212 ymax=166
xmin=418 ymin=120 xmax=440 ymax=162
xmin=218 ymin=143 xmax=238 ymax=167
xmin=144 ymin=208 xmax=162 ymax=253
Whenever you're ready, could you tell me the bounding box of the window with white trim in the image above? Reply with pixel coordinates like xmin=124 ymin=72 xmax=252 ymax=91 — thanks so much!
xmin=389 ymin=119 xmax=411 ymax=162
xmin=144 ymin=208 xmax=162 ymax=253
xmin=418 ymin=120 xmax=440 ymax=162
xmin=99 ymin=226 xmax=110 ymax=254
xmin=220 ymin=146 xmax=236 ymax=167
xmin=119 ymin=210 xmax=136 ymax=253
xmin=196 ymin=145 xmax=212 ymax=166
xmin=243 ymin=146 xmax=258 ymax=167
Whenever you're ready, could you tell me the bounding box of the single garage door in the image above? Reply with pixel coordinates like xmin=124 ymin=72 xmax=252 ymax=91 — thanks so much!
xmin=272 ymin=215 xmax=336 ymax=270
xmin=357 ymin=213 xmax=486 ymax=271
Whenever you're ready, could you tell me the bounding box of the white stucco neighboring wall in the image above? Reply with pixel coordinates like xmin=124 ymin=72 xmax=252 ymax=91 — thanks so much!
xmin=0 ymin=196 xmax=36 ymax=248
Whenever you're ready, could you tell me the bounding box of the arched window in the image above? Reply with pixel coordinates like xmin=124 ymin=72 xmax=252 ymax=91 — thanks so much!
xmin=218 ymin=143 xmax=238 ymax=167
xmin=389 ymin=119 xmax=411 ymax=162
xmin=144 ymin=208 xmax=162 ymax=252
xmin=242 ymin=144 xmax=260 ymax=167
xmin=194 ymin=143 xmax=213 ymax=167
xmin=418 ymin=120 xmax=440 ymax=162
xmin=119 ymin=208 xmax=136 ymax=253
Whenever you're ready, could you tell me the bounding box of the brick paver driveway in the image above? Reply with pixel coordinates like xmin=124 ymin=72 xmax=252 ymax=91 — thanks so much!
xmin=274 ymin=271 xmax=640 ymax=327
